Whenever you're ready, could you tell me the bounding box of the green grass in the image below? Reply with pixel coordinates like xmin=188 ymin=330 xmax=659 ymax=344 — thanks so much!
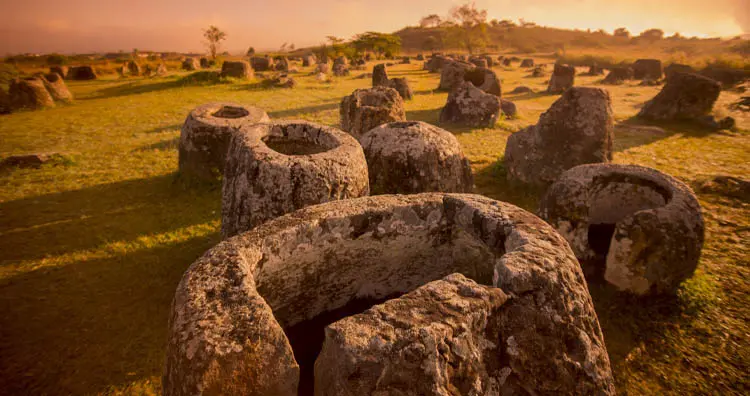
xmin=1 ymin=62 xmax=748 ymax=395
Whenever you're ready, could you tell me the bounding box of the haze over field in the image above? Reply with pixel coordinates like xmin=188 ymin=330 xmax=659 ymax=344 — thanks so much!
xmin=1 ymin=0 xmax=748 ymax=55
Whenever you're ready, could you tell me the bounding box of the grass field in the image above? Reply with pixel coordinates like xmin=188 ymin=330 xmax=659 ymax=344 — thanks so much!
xmin=0 ymin=61 xmax=748 ymax=395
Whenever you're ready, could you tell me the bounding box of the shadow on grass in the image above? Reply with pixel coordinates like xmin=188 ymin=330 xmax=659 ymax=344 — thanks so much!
xmin=90 ymin=73 xmax=231 ymax=99
xmin=613 ymin=116 xmax=723 ymax=153
xmin=0 ymin=235 xmax=219 ymax=395
xmin=0 ymin=173 xmax=220 ymax=262
xmin=135 ymin=137 xmax=180 ymax=152
xmin=0 ymin=173 xmax=223 ymax=394
xmin=269 ymin=102 xmax=340 ymax=118
xmin=146 ymin=123 xmax=182 ymax=134
xmin=472 ymin=160 xmax=543 ymax=213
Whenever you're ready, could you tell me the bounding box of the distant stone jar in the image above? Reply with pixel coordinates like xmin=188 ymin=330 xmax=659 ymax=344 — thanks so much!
xmin=178 ymin=102 xmax=270 ymax=180
xmin=504 ymin=87 xmax=614 ymax=187
xmin=163 ymin=193 xmax=615 ymax=396
xmin=439 ymin=81 xmax=501 ymax=127
xmin=9 ymin=78 xmax=55 ymax=110
xmin=221 ymin=60 xmax=254 ymax=79
xmin=66 ymin=65 xmax=97 ymax=80
xmin=41 ymin=73 xmax=73 ymax=103
xmin=360 ymin=121 xmax=474 ymax=194
xmin=221 ymin=120 xmax=369 ymax=237
xmin=547 ymin=64 xmax=576 ymax=94
xmin=340 ymin=86 xmax=406 ymax=140
xmin=181 ymin=58 xmax=199 ymax=71
xmin=539 ymin=164 xmax=704 ymax=295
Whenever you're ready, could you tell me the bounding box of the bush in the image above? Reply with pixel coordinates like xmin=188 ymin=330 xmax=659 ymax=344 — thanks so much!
xmin=47 ymin=54 xmax=68 ymax=66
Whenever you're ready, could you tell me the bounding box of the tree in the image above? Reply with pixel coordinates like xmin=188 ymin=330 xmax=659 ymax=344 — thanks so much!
xmin=351 ymin=32 xmax=402 ymax=57
xmin=419 ymin=14 xmax=442 ymax=28
xmin=422 ymin=36 xmax=440 ymax=52
xmin=638 ymin=28 xmax=664 ymax=42
xmin=203 ymin=25 xmax=227 ymax=60
xmin=448 ymin=1 xmax=489 ymax=54
xmin=613 ymin=27 xmax=630 ymax=38
xmin=246 ymin=47 xmax=256 ymax=57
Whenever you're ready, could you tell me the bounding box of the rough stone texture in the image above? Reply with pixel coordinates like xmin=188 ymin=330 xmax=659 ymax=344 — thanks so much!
xmin=339 ymin=86 xmax=406 ymax=140
xmin=483 ymin=55 xmax=494 ymax=67
xmin=182 ymin=58 xmax=199 ymax=71
xmin=251 ymin=57 xmax=272 ymax=71
xmin=547 ymin=64 xmax=576 ymax=94
xmin=386 ymin=78 xmax=413 ymax=100
xmin=332 ymin=63 xmax=350 ymax=77
xmin=0 ymin=87 xmax=10 ymax=114
xmin=510 ymin=86 xmax=533 ymax=94
xmin=584 ymin=64 xmax=604 ymax=76
xmin=155 ymin=63 xmax=168 ymax=76
xmin=700 ymin=66 xmax=749 ymax=88
xmin=664 ymin=63 xmax=694 ymax=79
xmin=163 ymin=194 xmax=615 ymax=396
xmin=40 ymin=73 xmax=73 ymax=103
xmin=470 ymin=57 xmax=488 ymax=68
xmin=315 ymin=274 xmax=509 ymax=395
xmin=424 ymin=56 xmax=448 ymax=73
xmin=638 ymin=72 xmax=721 ymax=122
xmin=520 ymin=58 xmax=535 ymax=68
xmin=360 ymin=121 xmax=473 ymax=194
xmin=502 ymin=58 xmax=512 ymax=67
xmin=316 ymin=62 xmax=331 ymax=74
xmin=439 ymin=61 xmax=474 ymax=91
xmin=127 ymin=60 xmax=142 ymax=76
xmin=9 ymin=78 xmax=55 ymax=110
xmin=66 ymin=65 xmax=97 ymax=80
xmin=531 ymin=67 xmax=546 ymax=78
xmin=178 ymin=102 xmax=270 ymax=180
xmin=464 ymin=67 xmax=502 ymax=96
xmin=632 ymin=59 xmax=663 ymax=80
xmin=539 ymin=164 xmax=704 ymax=295
xmin=504 ymin=87 xmax=614 ymax=187
xmin=302 ymin=55 xmax=316 ymax=67
xmin=372 ymin=64 xmax=388 ymax=87
xmin=221 ymin=61 xmax=254 ymax=79
xmin=602 ymin=66 xmax=633 ymax=85
xmin=275 ymin=57 xmax=290 ymax=72
xmin=49 ymin=66 xmax=68 ymax=78
xmin=221 ymin=121 xmax=369 ymax=237
xmin=439 ymin=81 xmax=501 ymax=128
xmin=500 ymin=99 xmax=517 ymax=118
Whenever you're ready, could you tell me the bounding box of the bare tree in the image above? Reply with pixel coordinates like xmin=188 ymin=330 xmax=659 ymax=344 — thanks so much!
xmin=203 ymin=26 xmax=227 ymax=60
xmin=419 ymin=14 xmax=442 ymax=28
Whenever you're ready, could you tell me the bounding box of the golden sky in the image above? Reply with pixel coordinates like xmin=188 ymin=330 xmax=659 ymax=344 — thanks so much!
xmin=0 ymin=0 xmax=747 ymax=54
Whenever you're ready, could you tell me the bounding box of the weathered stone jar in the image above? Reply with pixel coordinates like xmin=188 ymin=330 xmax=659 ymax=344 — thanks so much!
xmin=360 ymin=121 xmax=473 ymax=194
xmin=221 ymin=120 xmax=369 ymax=238
xmin=165 ymin=194 xmax=615 ymax=396
xmin=539 ymin=164 xmax=705 ymax=295
xmin=178 ymin=102 xmax=270 ymax=180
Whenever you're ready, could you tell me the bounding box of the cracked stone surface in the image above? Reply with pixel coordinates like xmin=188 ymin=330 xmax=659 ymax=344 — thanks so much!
xmin=178 ymin=102 xmax=270 ymax=180
xmin=638 ymin=72 xmax=721 ymax=122
xmin=438 ymin=61 xmax=474 ymax=91
xmin=164 ymin=193 xmax=615 ymax=396
xmin=360 ymin=121 xmax=473 ymax=194
xmin=315 ymin=273 xmax=509 ymax=396
xmin=504 ymin=87 xmax=614 ymax=187
xmin=221 ymin=120 xmax=369 ymax=238
xmin=439 ymin=81 xmax=501 ymax=128
xmin=340 ymin=86 xmax=406 ymax=140
xmin=464 ymin=67 xmax=502 ymax=97
xmin=539 ymin=164 xmax=705 ymax=295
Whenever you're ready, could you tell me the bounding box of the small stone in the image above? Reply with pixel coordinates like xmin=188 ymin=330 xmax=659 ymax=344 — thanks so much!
xmin=340 ymin=86 xmax=406 ymax=140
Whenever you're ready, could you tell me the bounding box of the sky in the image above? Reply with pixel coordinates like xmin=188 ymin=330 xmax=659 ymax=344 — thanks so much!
xmin=0 ymin=0 xmax=748 ymax=55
